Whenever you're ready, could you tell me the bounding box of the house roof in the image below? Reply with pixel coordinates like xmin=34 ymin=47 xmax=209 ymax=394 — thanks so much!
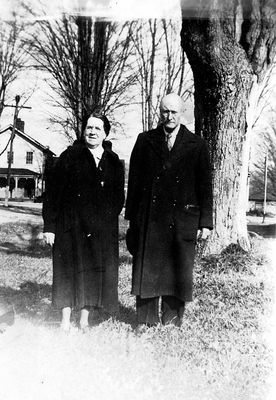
xmin=0 ymin=125 xmax=55 ymax=156
xmin=0 ymin=168 xmax=40 ymax=177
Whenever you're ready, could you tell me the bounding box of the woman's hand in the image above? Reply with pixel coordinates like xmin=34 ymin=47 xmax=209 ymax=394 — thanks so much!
xmin=44 ymin=232 xmax=55 ymax=246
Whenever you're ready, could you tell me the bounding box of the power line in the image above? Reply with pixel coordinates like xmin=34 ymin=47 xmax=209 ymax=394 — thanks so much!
xmin=0 ymin=136 xmax=12 ymax=157
xmin=3 ymin=95 xmax=32 ymax=207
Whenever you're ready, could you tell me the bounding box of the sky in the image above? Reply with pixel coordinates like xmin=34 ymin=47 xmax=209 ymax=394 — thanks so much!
xmin=1 ymin=0 xmax=181 ymax=21
xmin=0 ymin=0 xmax=184 ymax=159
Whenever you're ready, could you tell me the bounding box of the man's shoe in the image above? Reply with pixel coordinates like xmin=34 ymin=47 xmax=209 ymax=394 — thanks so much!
xmin=135 ymin=322 xmax=157 ymax=334
xmin=162 ymin=315 xmax=181 ymax=327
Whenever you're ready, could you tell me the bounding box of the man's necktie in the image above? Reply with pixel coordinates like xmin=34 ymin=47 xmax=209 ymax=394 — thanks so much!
xmin=166 ymin=133 xmax=173 ymax=151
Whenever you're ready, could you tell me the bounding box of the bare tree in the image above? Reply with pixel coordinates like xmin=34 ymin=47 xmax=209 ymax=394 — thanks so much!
xmin=25 ymin=13 xmax=136 ymax=140
xmin=249 ymin=60 xmax=276 ymax=197
xmin=0 ymin=15 xmax=27 ymax=119
xmin=252 ymin=62 xmax=276 ymax=130
xmin=131 ymin=19 xmax=193 ymax=131
xmin=250 ymin=125 xmax=276 ymax=197
xmin=181 ymin=0 xmax=276 ymax=253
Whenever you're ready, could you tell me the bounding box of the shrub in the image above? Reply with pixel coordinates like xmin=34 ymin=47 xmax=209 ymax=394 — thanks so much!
xmin=197 ymin=242 xmax=266 ymax=274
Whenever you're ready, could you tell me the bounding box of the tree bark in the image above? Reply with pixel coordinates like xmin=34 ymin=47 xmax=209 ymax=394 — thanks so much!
xmin=76 ymin=18 xmax=109 ymax=139
xmin=181 ymin=0 xmax=276 ymax=253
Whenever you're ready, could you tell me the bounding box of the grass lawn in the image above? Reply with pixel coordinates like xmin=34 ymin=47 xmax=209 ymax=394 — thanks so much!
xmin=0 ymin=206 xmax=275 ymax=400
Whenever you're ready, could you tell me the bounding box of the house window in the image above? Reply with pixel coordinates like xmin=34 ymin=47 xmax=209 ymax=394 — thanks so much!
xmin=26 ymin=152 xmax=33 ymax=164
xmin=7 ymin=151 xmax=14 ymax=164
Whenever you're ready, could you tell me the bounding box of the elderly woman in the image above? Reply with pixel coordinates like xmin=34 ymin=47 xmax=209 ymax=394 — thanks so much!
xmin=43 ymin=114 xmax=125 ymax=331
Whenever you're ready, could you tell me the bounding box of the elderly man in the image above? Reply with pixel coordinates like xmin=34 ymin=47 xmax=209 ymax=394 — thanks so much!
xmin=125 ymin=93 xmax=213 ymax=327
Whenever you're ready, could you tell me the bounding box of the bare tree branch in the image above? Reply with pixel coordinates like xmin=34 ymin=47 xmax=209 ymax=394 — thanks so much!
xmin=24 ymin=12 xmax=136 ymax=140
xmin=0 ymin=15 xmax=28 ymax=118
xmin=131 ymin=19 xmax=194 ymax=131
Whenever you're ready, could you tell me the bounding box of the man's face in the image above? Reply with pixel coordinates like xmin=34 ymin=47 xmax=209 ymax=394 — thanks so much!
xmin=160 ymin=97 xmax=183 ymax=132
xmin=84 ymin=117 xmax=106 ymax=149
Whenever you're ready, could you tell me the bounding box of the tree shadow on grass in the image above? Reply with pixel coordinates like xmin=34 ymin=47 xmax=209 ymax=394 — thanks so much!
xmin=0 ymin=204 xmax=42 ymax=217
xmin=0 ymin=282 xmax=53 ymax=324
xmin=0 ymin=223 xmax=52 ymax=258
xmin=0 ymin=242 xmax=52 ymax=258
xmin=0 ymin=241 xmax=52 ymax=258
xmin=0 ymin=283 xmax=137 ymax=329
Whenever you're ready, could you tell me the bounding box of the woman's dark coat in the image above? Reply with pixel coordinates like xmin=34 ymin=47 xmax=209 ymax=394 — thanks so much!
xmin=125 ymin=125 xmax=213 ymax=302
xmin=43 ymin=140 xmax=125 ymax=312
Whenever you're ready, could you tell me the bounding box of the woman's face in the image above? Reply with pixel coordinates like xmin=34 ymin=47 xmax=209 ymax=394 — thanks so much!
xmin=84 ymin=116 xmax=106 ymax=149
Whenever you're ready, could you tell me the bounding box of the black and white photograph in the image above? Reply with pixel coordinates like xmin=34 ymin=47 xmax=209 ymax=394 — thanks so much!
xmin=0 ymin=0 xmax=275 ymax=399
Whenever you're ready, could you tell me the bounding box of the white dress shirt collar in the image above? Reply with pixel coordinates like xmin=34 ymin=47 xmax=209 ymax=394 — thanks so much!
xmin=89 ymin=145 xmax=104 ymax=167
xmin=163 ymin=124 xmax=180 ymax=148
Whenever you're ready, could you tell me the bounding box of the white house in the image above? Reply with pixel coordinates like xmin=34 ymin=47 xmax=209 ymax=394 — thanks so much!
xmin=0 ymin=119 xmax=55 ymax=199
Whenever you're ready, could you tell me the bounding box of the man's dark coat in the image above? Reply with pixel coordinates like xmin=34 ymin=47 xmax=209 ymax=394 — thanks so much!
xmin=125 ymin=125 xmax=213 ymax=302
xmin=43 ymin=140 xmax=125 ymax=312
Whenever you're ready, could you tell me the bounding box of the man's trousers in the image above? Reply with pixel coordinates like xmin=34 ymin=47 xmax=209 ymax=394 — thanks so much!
xmin=136 ymin=295 xmax=185 ymax=327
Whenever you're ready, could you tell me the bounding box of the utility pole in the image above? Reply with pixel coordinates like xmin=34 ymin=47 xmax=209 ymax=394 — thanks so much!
xmin=4 ymin=95 xmax=31 ymax=207
xmin=262 ymin=154 xmax=268 ymax=223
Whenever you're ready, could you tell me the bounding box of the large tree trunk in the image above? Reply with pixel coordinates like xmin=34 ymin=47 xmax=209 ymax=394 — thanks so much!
xmin=181 ymin=17 xmax=253 ymax=253
xmin=181 ymin=0 xmax=276 ymax=253
xmin=76 ymin=18 xmax=109 ymax=139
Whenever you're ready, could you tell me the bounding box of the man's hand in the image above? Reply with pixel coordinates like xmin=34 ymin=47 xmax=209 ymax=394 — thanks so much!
xmin=197 ymin=228 xmax=211 ymax=241
xmin=44 ymin=232 xmax=55 ymax=246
